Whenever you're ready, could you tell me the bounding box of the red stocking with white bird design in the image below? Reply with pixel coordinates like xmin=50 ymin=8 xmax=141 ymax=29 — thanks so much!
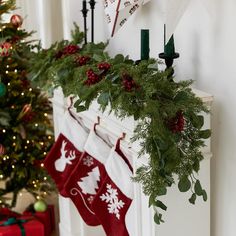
xmin=64 ymin=128 xmax=111 ymax=226
xmin=43 ymin=111 xmax=88 ymax=197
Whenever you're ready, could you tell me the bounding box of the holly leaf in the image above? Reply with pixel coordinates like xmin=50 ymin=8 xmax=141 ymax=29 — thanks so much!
xmin=75 ymin=105 xmax=87 ymax=112
xmin=178 ymin=176 xmax=191 ymax=192
xmin=114 ymin=54 xmax=124 ymax=63
xmin=157 ymin=186 xmax=167 ymax=196
xmin=97 ymin=92 xmax=110 ymax=106
xmin=199 ymin=129 xmax=211 ymax=139
xmin=191 ymin=114 xmax=204 ymax=129
xmin=148 ymin=194 xmax=156 ymax=207
xmin=155 ymin=200 xmax=167 ymax=211
xmin=154 ymin=212 xmax=164 ymax=225
xmin=189 ymin=193 xmax=197 ymax=205
xmin=194 ymin=180 xmax=203 ymax=196
xmin=202 ymin=190 xmax=207 ymax=201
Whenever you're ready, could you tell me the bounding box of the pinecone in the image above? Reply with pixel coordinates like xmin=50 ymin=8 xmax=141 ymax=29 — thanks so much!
xmin=122 ymin=74 xmax=137 ymax=92
xmin=85 ymin=69 xmax=100 ymax=85
xmin=97 ymin=62 xmax=111 ymax=72
xmin=168 ymin=111 xmax=185 ymax=133
xmin=75 ymin=55 xmax=90 ymax=66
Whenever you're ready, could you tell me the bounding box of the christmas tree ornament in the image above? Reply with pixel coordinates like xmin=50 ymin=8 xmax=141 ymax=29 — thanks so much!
xmin=10 ymin=14 xmax=23 ymax=28
xmin=0 ymin=42 xmax=12 ymax=57
xmin=34 ymin=200 xmax=47 ymax=212
xmin=64 ymin=128 xmax=111 ymax=226
xmin=91 ymin=144 xmax=134 ymax=236
xmin=0 ymin=82 xmax=6 ymax=97
xmin=0 ymin=144 xmax=6 ymax=155
xmin=44 ymin=111 xmax=88 ymax=197
xmin=17 ymin=104 xmax=32 ymax=120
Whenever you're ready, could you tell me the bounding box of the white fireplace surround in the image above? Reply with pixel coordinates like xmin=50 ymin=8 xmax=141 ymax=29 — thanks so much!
xmin=52 ymin=87 xmax=213 ymax=236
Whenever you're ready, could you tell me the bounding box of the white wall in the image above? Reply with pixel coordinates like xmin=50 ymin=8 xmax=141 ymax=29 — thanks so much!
xmin=17 ymin=0 xmax=236 ymax=235
xmin=60 ymin=1 xmax=236 ymax=236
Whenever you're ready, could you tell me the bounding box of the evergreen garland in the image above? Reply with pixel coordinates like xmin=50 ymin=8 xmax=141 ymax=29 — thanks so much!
xmin=29 ymin=25 xmax=211 ymax=224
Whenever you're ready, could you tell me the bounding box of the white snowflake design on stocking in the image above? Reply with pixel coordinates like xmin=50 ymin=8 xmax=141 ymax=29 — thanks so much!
xmin=100 ymin=184 xmax=125 ymax=219
xmin=83 ymin=155 xmax=94 ymax=167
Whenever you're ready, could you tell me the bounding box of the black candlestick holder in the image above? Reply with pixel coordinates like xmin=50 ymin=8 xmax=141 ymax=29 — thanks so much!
xmin=159 ymin=52 xmax=179 ymax=80
xmin=159 ymin=52 xmax=179 ymax=69
xmin=81 ymin=1 xmax=89 ymax=44
xmin=89 ymin=0 xmax=96 ymax=43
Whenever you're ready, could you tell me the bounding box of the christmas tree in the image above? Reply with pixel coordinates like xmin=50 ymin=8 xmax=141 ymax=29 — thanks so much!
xmin=0 ymin=0 xmax=55 ymax=208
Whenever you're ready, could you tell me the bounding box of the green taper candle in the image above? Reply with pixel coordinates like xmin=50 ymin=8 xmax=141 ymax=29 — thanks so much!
xmin=164 ymin=35 xmax=175 ymax=58
xmin=141 ymin=29 xmax=150 ymax=60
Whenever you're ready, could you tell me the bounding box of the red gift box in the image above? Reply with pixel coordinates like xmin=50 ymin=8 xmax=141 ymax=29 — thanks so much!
xmin=47 ymin=205 xmax=55 ymax=231
xmin=0 ymin=208 xmax=20 ymax=221
xmin=23 ymin=205 xmax=55 ymax=235
xmin=0 ymin=217 xmax=44 ymax=236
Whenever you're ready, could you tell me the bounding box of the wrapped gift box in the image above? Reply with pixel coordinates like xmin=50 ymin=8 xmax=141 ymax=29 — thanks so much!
xmin=47 ymin=205 xmax=55 ymax=231
xmin=23 ymin=205 xmax=55 ymax=235
xmin=0 ymin=208 xmax=20 ymax=221
xmin=0 ymin=217 xmax=44 ymax=236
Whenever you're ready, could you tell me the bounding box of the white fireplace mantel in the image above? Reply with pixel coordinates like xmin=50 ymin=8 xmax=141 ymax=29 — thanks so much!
xmin=52 ymin=87 xmax=213 ymax=236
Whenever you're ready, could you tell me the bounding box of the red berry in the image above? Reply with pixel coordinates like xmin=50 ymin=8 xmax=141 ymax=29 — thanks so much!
xmin=98 ymin=62 xmax=111 ymax=71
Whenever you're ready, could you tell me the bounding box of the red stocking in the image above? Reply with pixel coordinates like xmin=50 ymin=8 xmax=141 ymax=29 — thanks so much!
xmin=92 ymin=144 xmax=134 ymax=236
xmin=44 ymin=111 xmax=88 ymax=197
xmin=64 ymin=129 xmax=111 ymax=226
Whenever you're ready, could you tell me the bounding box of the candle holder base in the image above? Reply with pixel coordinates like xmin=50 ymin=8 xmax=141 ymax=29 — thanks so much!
xmin=159 ymin=52 xmax=179 ymax=68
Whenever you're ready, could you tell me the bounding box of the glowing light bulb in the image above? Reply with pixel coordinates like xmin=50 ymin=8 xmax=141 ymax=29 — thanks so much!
xmin=13 ymin=136 xmax=16 ymax=140
xmin=2 ymin=129 xmax=6 ymax=133
xmin=29 ymin=88 xmax=32 ymax=92
xmin=40 ymin=163 xmax=44 ymax=167
xmin=0 ymin=175 xmax=4 ymax=179
xmin=21 ymin=92 xmax=24 ymax=96
xmin=35 ymin=124 xmax=38 ymax=127
xmin=5 ymin=71 xmax=8 ymax=74
xmin=12 ymin=165 xmax=15 ymax=169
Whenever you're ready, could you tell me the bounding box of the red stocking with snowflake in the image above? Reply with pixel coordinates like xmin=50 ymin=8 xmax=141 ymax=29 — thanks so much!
xmin=43 ymin=111 xmax=88 ymax=197
xmin=64 ymin=129 xmax=111 ymax=226
xmin=92 ymin=146 xmax=134 ymax=236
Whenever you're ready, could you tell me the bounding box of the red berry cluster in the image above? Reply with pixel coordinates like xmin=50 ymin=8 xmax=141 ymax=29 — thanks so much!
xmin=97 ymin=62 xmax=111 ymax=72
xmin=55 ymin=44 xmax=80 ymax=59
xmin=168 ymin=111 xmax=185 ymax=133
xmin=63 ymin=44 xmax=80 ymax=55
xmin=122 ymin=74 xmax=137 ymax=92
xmin=75 ymin=55 xmax=90 ymax=66
xmin=85 ymin=69 xmax=100 ymax=86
